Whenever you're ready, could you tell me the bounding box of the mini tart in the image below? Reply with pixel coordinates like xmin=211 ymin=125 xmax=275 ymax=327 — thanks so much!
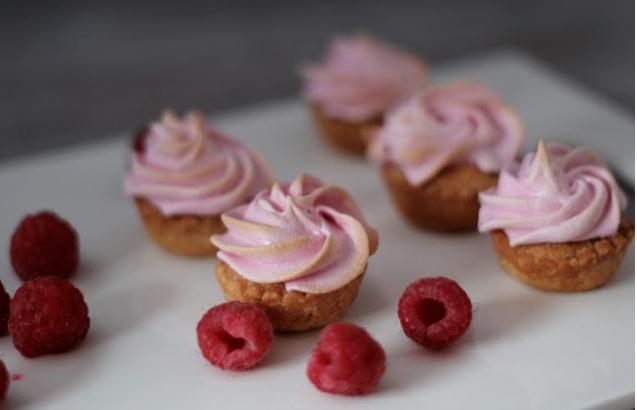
xmin=215 ymin=259 xmax=365 ymax=332
xmin=381 ymin=163 xmax=498 ymax=231
xmin=490 ymin=218 xmax=634 ymax=292
xmin=134 ymin=197 xmax=225 ymax=257
xmin=311 ymin=104 xmax=382 ymax=156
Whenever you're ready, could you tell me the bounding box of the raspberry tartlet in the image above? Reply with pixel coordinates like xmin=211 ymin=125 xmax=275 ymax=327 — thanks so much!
xmin=302 ymin=35 xmax=427 ymax=155
xmin=479 ymin=142 xmax=634 ymax=292
xmin=211 ymin=174 xmax=379 ymax=332
xmin=368 ymin=82 xmax=524 ymax=231
xmin=124 ymin=111 xmax=272 ymax=256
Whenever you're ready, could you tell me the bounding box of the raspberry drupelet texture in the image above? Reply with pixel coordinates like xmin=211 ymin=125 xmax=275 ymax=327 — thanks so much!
xmin=10 ymin=211 xmax=79 ymax=281
xmin=8 ymin=276 xmax=90 ymax=358
xmin=0 ymin=280 xmax=9 ymax=336
xmin=0 ymin=359 xmax=8 ymax=401
xmin=398 ymin=277 xmax=472 ymax=349
xmin=307 ymin=323 xmax=386 ymax=395
xmin=197 ymin=301 xmax=273 ymax=371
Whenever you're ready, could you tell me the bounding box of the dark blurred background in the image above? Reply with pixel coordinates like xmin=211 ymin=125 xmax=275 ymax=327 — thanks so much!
xmin=0 ymin=0 xmax=634 ymax=162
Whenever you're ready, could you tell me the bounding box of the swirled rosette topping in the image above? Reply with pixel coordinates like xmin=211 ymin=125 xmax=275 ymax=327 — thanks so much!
xmin=124 ymin=110 xmax=272 ymax=216
xmin=478 ymin=142 xmax=627 ymax=245
xmin=302 ymin=35 xmax=427 ymax=122
xmin=368 ymin=82 xmax=524 ymax=186
xmin=210 ymin=174 xmax=379 ymax=294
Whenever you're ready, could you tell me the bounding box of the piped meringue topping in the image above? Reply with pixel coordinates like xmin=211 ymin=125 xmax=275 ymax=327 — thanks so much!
xmin=211 ymin=174 xmax=379 ymax=294
xmin=368 ymin=82 xmax=525 ymax=186
xmin=302 ymin=35 xmax=427 ymax=122
xmin=124 ymin=110 xmax=272 ymax=216
xmin=478 ymin=141 xmax=627 ymax=245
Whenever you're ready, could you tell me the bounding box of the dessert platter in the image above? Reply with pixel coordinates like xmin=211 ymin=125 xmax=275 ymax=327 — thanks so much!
xmin=0 ymin=45 xmax=634 ymax=409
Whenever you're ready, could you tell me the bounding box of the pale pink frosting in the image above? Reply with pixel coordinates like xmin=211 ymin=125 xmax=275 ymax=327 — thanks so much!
xmin=124 ymin=111 xmax=272 ymax=216
xmin=302 ymin=35 xmax=427 ymax=122
xmin=210 ymin=174 xmax=379 ymax=294
xmin=368 ymin=82 xmax=525 ymax=186
xmin=478 ymin=142 xmax=627 ymax=245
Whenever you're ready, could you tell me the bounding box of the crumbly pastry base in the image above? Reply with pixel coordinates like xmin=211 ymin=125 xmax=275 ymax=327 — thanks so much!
xmin=134 ymin=198 xmax=224 ymax=257
xmin=490 ymin=218 xmax=635 ymax=292
xmin=381 ymin=163 xmax=497 ymax=231
xmin=310 ymin=104 xmax=382 ymax=156
xmin=215 ymin=259 xmax=365 ymax=332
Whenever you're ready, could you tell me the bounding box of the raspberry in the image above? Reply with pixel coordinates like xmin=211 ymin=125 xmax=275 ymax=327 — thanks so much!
xmin=307 ymin=323 xmax=386 ymax=395
xmin=8 ymin=276 xmax=90 ymax=358
xmin=0 ymin=359 xmax=7 ymax=401
xmin=196 ymin=301 xmax=273 ymax=371
xmin=0 ymin=281 xmax=9 ymax=336
xmin=10 ymin=211 xmax=79 ymax=281
xmin=398 ymin=276 xmax=472 ymax=349
xmin=132 ymin=127 xmax=148 ymax=153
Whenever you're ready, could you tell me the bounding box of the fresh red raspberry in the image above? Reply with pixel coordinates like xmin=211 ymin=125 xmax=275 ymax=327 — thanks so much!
xmin=132 ymin=127 xmax=148 ymax=153
xmin=0 ymin=359 xmax=8 ymax=401
xmin=8 ymin=276 xmax=90 ymax=358
xmin=196 ymin=301 xmax=273 ymax=371
xmin=307 ymin=323 xmax=386 ymax=395
xmin=398 ymin=276 xmax=472 ymax=349
xmin=10 ymin=211 xmax=79 ymax=281
xmin=0 ymin=280 xmax=9 ymax=336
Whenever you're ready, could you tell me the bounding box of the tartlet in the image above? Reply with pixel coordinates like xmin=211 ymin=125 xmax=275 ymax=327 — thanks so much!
xmin=368 ymin=82 xmax=524 ymax=231
xmin=381 ymin=163 xmax=498 ymax=231
xmin=479 ymin=141 xmax=634 ymax=292
xmin=309 ymin=104 xmax=382 ymax=155
xmin=124 ymin=110 xmax=272 ymax=257
xmin=302 ymin=35 xmax=427 ymax=155
xmin=210 ymin=174 xmax=379 ymax=332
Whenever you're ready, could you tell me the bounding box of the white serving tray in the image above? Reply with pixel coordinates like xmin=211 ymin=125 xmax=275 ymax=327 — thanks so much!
xmin=0 ymin=49 xmax=634 ymax=410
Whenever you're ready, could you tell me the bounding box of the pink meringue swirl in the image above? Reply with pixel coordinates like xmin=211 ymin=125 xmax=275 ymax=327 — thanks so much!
xmin=302 ymin=35 xmax=427 ymax=122
xmin=478 ymin=142 xmax=627 ymax=246
xmin=368 ymin=82 xmax=525 ymax=186
xmin=124 ymin=111 xmax=272 ymax=216
xmin=210 ymin=174 xmax=379 ymax=294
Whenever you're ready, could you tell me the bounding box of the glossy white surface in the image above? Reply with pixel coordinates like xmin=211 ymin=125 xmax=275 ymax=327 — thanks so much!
xmin=0 ymin=49 xmax=633 ymax=410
